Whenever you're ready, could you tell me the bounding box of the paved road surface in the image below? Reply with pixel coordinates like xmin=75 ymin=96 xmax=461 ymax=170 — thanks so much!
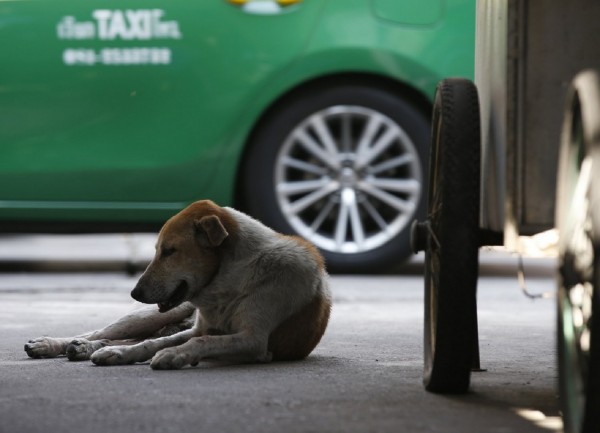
xmin=0 ymin=241 xmax=561 ymax=433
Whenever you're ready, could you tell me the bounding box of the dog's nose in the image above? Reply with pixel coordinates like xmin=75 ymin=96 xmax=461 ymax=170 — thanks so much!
xmin=130 ymin=285 xmax=144 ymax=302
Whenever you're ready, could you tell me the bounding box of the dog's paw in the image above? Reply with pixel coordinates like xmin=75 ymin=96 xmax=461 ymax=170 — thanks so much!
xmin=150 ymin=348 xmax=191 ymax=370
xmin=91 ymin=346 xmax=135 ymax=366
xmin=66 ymin=339 xmax=107 ymax=361
xmin=24 ymin=337 xmax=67 ymax=359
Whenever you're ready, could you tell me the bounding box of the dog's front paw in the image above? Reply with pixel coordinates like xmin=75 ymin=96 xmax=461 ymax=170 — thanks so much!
xmin=66 ymin=339 xmax=107 ymax=361
xmin=91 ymin=346 xmax=135 ymax=366
xmin=24 ymin=337 xmax=67 ymax=359
xmin=150 ymin=348 xmax=192 ymax=370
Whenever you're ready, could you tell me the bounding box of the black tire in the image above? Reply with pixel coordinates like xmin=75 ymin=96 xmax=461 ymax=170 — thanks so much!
xmin=556 ymin=70 xmax=600 ymax=433
xmin=423 ymin=79 xmax=481 ymax=393
xmin=240 ymin=83 xmax=430 ymax=273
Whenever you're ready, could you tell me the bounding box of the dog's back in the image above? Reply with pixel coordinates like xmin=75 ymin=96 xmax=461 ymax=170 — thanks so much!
xmin=224 ymin=207 xmax=332 ymax=361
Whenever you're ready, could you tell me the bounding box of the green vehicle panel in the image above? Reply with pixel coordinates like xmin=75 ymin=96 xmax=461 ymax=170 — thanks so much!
xmin=0 ymin=0 xmax=474 ymax=270
xmin=1 ymin=1 xmax=325 ymax=219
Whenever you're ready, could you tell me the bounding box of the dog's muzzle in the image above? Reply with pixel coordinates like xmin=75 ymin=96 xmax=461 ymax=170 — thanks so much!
xmin=131 ymin=280 xmax=189 ymax=313
xmin=158 ymin=280 xmax=189 ymax=312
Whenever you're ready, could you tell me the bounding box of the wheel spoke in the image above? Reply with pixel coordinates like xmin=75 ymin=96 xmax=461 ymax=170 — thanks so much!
xmin=334 ymin=193 xmax=350 ymax=247
xmin=281 ymin=156 xmax=328 ymax=176
xmin=356 ymin=125 xmax=398 ymax=169
xmin=355 ymin=115 xmax=384 ymax=158
xmin=309 ymin=115 xmax=340 ymax=162
xmin=358 ymin=181 xmax=414 ymax=213
xmin=310 ymin=198 xmax=336 ymax=232
xmin=361 ymin=198 xmax=388 ymax=231
xmin=341 ymin=112 xmax=353 ymax=153
xmin=333 ymin=188 xmax=364 ymax=248
xmin=277 ymin=178 xmax=331 ymax=196
xmin=286 ymin=181 xmax=340 ymax=215
xmin=367 ymin=177 xmax=420 ymax=194
xmin=347 ymin=190 xmax=365 ymax=246
xmin=295 ymin=129 xmax=340 ymax=170
xmin=369 ymin=154 xmax=414 ymax=175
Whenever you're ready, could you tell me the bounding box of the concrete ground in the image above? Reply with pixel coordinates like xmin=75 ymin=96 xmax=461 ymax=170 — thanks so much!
xmin=0 ymin=235 xmax=562 ymax=433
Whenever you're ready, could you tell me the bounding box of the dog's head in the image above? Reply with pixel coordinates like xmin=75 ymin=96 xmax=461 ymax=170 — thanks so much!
xmin=131 ymin=200 xmax=236 ymax=312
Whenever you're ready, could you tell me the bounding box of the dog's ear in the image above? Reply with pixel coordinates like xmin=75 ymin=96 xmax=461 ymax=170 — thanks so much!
xmin=194 ymin=215 xmax=229 ymax=247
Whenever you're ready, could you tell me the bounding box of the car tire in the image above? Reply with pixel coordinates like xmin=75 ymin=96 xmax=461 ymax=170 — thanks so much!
xmin=556 ymin=70 xmax=600 ymax=433
xmin=422 ymin=78 xmax=481 ymax=393
xmin=240 ymin=83 xmax=430 ymax=273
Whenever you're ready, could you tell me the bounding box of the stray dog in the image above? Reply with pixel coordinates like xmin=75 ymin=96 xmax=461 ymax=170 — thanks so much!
xmin=24 ymin=200 xmax=331 ymax=369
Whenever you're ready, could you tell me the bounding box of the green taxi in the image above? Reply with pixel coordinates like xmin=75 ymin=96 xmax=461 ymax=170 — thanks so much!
xmin=0 ymin=0 xmax=475 ymax=272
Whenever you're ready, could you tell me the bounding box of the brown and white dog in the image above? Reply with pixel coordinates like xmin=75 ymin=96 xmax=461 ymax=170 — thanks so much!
xmin=24 ymin=200 xmax=331 ymax=370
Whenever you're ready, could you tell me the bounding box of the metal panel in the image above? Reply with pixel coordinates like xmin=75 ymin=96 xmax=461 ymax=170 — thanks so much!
xmin=476 ymin=0 xmax=509 ymax=234
xmin=478 ymin=0 xmax=600 ymax=244
xmin=517 ymin=0 xmax=600 ymax=235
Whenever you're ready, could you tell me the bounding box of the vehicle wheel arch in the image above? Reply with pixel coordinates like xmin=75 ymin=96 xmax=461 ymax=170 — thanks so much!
xmin=233 ymin=72 xmax=432 ymax=212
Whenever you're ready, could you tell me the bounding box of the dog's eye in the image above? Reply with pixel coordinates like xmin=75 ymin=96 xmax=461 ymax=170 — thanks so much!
xmin=161 ymin=247 xmax=176 ymax=258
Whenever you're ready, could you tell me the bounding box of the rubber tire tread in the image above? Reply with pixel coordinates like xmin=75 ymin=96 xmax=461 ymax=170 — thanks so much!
xmin=423 ymin=78 xmax=481 ymax=394
xmin=556 ymin=69 xmax=600 ymax=433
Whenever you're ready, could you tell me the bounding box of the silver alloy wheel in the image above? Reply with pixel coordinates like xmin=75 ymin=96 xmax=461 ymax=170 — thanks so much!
xmin=274 ymin=105 xmax=422 ymax=254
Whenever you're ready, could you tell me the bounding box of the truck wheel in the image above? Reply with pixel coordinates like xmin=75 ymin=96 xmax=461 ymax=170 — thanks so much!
xmin=420 ymin=78 xmax=481 ymax=393
xmin=556 ymin=70 xmax=600 ymax=433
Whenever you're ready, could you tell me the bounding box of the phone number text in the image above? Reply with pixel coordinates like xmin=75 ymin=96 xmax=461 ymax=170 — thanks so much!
xmin=63 ymin=47 xmax=172 ymax=66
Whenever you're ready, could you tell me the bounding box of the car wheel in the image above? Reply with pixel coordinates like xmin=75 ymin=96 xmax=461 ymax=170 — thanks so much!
xmin=241 ymin=83 xmax=430 ymax=273
xmin=556 ymin=70 xmax=600 ymax=433
xmin=419 ymin=78 xmax=481 ymax=393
